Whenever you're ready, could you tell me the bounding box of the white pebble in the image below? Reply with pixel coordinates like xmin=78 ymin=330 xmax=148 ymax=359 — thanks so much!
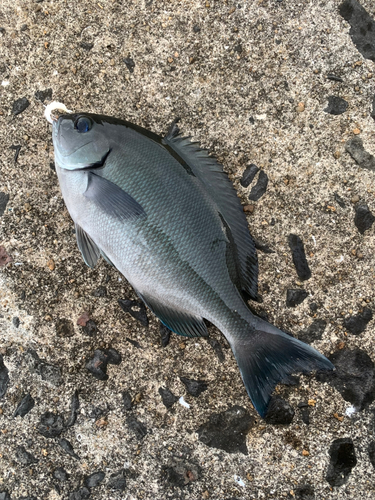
xmin=234 ymin=475 xmax=245 ymax=487
xmin=178 ymin=396 xmax=190 ymax=409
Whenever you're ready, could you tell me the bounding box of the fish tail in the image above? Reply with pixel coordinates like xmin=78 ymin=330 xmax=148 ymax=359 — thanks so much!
xmin=230 ymin=316 xmax=334 ymax=418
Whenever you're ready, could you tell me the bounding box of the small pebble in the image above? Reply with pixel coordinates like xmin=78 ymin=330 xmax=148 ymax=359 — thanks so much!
xmin=59 ymin=438 xmax=80 ymax=460
xmin=354 ymin=204 xmax=374 ymax=233
xmin=12 ymin=97 xmax=30 ymax=115
xmin=47 ymin=259 xmax=55 ymax=271
xmin=180 ymin=377 xmax=208 ymax=397
xmin=107 ymin=469 xmax=127 ymax=491
xmin=159 ymin=387 xmax=179 ymax=408
xmin=53 ymin=467 xmax=69 ymax=482
xmin=240 ymin=164 xmax=259 ymax=188
xmin=122 ymin=390 xmax=133 ymax=411
xmin=123 ymin=57 xmax=135 ymax=73
xmin=38 ymin=411 xmax=64 ymax=438
xmin=14 ymin=393 xmax=35 ymax=418
xmin=296 ymin=102 xmax=305 ymax=112
xmin=159 ymin=323 xmax=171 ymax=347
xmin=288 ymin=234 xmax=311 ymax=281
xmin=84 ymin=471 xmax=105 ymax=488
xmin=324 ymin=96 xmax=348 ymax=115
xmin=118 ymin=298 xmax=148 ymax=327
xmin=0 ymin=192 xmax=9 ymax=217
xmin=127 ymin=415 xmax=147 ymax=440
xmin=265 ymin=396 xmax=295 ymax=425
xmin=343 ymin=308 xmax=372 ymax=335
xmin=248 ymin=170 xmax=268 ymax=201
xmin=326 ymin=437 xmax=357 ymax=486
xmin=0 ymin=355 xmax=9 ymax=398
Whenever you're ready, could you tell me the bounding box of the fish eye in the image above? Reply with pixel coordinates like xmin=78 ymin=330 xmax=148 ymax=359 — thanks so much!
xmin=75 ymin=116 xmax=92 ymax=133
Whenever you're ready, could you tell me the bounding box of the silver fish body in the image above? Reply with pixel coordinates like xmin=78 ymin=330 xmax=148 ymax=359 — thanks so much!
xmin=52 ymin=113 xmax=334 ymax=417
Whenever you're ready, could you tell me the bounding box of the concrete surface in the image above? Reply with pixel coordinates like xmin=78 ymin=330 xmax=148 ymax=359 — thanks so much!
xmin=0 ymin=0 xmax=374 ymax=499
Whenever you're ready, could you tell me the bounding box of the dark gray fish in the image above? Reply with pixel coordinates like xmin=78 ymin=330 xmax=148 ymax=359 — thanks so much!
xmin=51 ymin=112 xmax=334 ymax=417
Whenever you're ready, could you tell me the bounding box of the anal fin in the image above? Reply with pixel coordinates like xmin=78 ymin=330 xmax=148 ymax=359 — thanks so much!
xmin=138 ymin=293 xmax=208 ymax=338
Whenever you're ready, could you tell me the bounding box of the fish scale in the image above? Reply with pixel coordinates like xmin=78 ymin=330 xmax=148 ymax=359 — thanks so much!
xmin=51 ymin=111 xmax=334 ymax=417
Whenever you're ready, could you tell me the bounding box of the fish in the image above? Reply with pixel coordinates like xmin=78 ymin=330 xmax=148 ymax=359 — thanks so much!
xmin=49 ymin=108 xmax=334 ymax=418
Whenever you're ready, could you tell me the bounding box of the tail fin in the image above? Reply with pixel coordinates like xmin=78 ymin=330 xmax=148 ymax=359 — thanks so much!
xmin=231 ymin=318 xmax=334 ymax=418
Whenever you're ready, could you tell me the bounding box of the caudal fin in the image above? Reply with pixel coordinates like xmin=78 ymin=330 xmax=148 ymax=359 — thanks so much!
xmin=231 ymin=318 xmax=334 ymax=418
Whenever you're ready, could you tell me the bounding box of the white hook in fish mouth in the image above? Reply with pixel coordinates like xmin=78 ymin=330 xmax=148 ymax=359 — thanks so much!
xmin=44 ymin=101 xmax=73 ymax=124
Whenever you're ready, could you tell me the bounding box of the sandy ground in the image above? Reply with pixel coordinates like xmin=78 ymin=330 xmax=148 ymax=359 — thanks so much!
xmin=0 ymin=0 xmax=374 ymax=499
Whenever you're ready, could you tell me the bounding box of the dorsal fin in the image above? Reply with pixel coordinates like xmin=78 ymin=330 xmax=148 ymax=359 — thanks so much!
xmin=163 ymin=121 xmax=258 ymax=299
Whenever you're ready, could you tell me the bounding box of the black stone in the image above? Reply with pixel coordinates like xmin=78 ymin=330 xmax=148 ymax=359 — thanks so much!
xmin=248 ymin=170 xmax=268 ymax=201
xmin=49 ymin=161 xmax=55 ymax=171
xmin=56 ymin=318 xmax=75 ymax=337
xmin=159 ymin=323 xmax=171 ymax=347
xmin=197 ymin=405 xmax=254 ymax=454
xmin=207 ymin=338 xmax=225 ymax=362
xmin=0 ymin=354 xmax=9 ymax=398
xmin=122 ymin=391 xmax=133 ymax=411
xmin=123 ymin=57 xmax=135 ymax=73
xmin=24 ymin=348 xmax=41 ymax=372
xmin=12 ymin=317 xmax=20 ymax=328
xmin=118 ymin=299 xmax=148 ymax=327
xmin=334 ymin=192 xmax=346 ymax=208
xmin=38 ymin=411 xmax=64 ymax=438
xmin=345 ymin=137 xmax=375 ymax=171
xmin=343 ymin=307 xmax=372 ymax=335
xmin=106 ymin=348 xmax=122 ymax=365
xmin=324 ymin=96 xmax=348 ymax=115
xmin=93 ymin=286 xmax=107 ymax=297
xmin=288 ymin=234 xmax=311 ymax=280
xmin=84 ymin=471 xmax=105 ymax=488
xmin=82 ymin=319 xmax=98 ymax=337
xmin=298 ymin=319 xmax=327 ymax=343
xmin=327 ymin=74 xmax=344 ymax=82
xmin=162 ymin=458 xmax=200 ymax=487
xmin=59 ymin=438 xmax=80 ymax=460
xmin=127 ymin=415 xmax=147 ymax=440
xmin=34 ymin=88 xmax=52 ymax=103
xmin=0 ymin=192 xmax=9 ymax=217
xmin=0 ymin=492 xmax=11 ymax=500
xmin=86 ymin=350 xmax=110 ymax=380
xmin=249 ymin=116 xmax=255 ymax=124
xmin=253 ymin=238 xmax=274 ymax=254
xmin=15 ymin=445 xmax=38 ymax=465
xmin=265 ymin=396 xmax=295 ymax=425
xmin=107 ymin=469 xmax=126 ymax=491
xmin=326 ymin=437 xmax=357 ymax=486
xmin=69 ymin=487 xmax=90 ymax=500
xmin=309 ymin=302 xmax=319 ymax=312
xmin=126 ymin=337 xmax=141 ymax=348
xmin=372 ymin=94 xmax=375 ymax=121
xmin=159 ymin=387 xmax=179 ymax=408
xmin=295 ymin=484 xmax=315 ymax=500
xmin=339 ymin=0 xmax=375 ymax=62
xmin=39 ymin=363 xmax=62 ymax=386
xmin=354 ymin=203 xmax=375 ymax=233
xmin=316 ymin=349 xmax=375 ymax=411
xmin=300 ymin=407 xmax=310 ymax=425
xmin=280 ymin=375 xmax=300 ymax=386
xmin=10 ymin=144 xmax=21 ymax=163
xmin=286 ymin=289 xmax=308 ymax=307
xmin=14 ymin=393 xmax=35 ymax=417
xmin=19 ymin=496 xmax=37 ymax=500
xmin=12 ymin=97 xmax=30 ymax=115
xmin=80 ymin=42 xmax=94 ymax=51
xmin=180 ymin=377 xmax=207 ymax=397
xmin=240 ymin=164 xmax=259 ymax=187
xmin=193 ymin=25 xmax=201 ymax=33
xmin=53 ymin=467 xmax=69 ymax=481
xmin=65 ymin=390 xmax=79 ymax=427
xmin=368 ymin=441 xmax=375 ymax=469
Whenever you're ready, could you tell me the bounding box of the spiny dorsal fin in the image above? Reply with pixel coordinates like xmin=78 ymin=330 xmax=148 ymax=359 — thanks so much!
xmin=164 ymin=122 xmax=258 ymax=299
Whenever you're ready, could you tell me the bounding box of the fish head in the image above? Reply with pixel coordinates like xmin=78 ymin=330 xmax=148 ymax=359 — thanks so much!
xmin=52 ymin=113 xmax=111 ymax=170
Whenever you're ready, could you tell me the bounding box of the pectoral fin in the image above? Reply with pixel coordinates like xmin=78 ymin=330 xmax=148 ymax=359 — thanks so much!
xmin=84 ymin=172 xmax=146 ymax=222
